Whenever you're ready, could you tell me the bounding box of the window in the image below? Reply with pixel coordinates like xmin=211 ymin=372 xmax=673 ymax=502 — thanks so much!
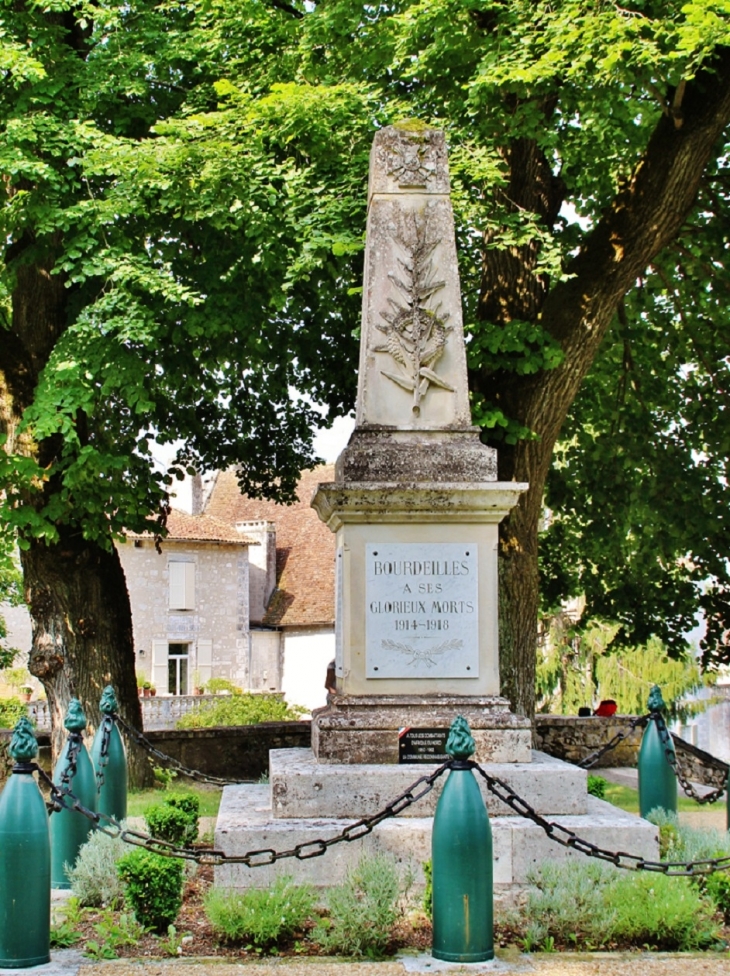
xmin=168 ymin=643 xmax=189 ymax=695
xmin=169 ymin=561 xmax=195 ymax=610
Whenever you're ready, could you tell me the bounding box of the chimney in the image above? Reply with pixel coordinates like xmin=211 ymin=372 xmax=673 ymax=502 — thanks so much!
xmin=237 ymin=521 xmax=276 ymax=624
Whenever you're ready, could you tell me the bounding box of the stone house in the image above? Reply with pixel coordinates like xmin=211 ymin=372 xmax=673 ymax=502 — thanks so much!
xmin=203 ymin=465 xmax=336 ymax=712
xmin=117 ymin=510 xmax=258 ymax=697
xmin=119 ymin=465 xmax=336 ymax=712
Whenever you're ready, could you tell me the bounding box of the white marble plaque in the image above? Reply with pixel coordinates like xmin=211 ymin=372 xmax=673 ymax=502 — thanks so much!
xmin=366 ymin=543 xmax=478 ymax=678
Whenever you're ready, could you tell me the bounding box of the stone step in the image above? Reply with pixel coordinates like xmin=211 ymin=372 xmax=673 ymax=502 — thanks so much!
xmin=269 ymin=748 xmax=589 ymax=818
xmin=214 ymin=786 xmax=659 ymax=904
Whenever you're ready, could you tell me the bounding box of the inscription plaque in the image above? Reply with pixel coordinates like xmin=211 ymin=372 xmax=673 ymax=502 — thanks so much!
xmin=398 ymin=727 xmax=449 ymax=764
xmin=366 ymin=542 xmax=478 ymax=678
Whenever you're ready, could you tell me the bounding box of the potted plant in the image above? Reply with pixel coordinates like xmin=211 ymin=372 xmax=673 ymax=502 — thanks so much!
xmin=192 ymin=671 xmax=205 ymax=695
xmin=142 ymin=681 xmax=152 ymax=697
xmin=19 ymin=686 xmax=32 ymax=703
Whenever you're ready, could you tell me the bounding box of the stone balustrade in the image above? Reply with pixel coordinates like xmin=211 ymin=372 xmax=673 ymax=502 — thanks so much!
xmin=26 ymin=694 xmax=222 ymax=732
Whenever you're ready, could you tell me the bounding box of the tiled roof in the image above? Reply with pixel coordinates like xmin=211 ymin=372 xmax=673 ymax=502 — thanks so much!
xmin=205 ymin=466 xmax=335 ymax=627
xmin=128 ymin=509 xmax=256 ymax=545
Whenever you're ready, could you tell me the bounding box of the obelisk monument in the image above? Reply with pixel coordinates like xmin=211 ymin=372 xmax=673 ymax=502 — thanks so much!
xmin=214 ymin=126 xmax=660 ymax=901
xmin=312 ymin=124 xmax=530 ymax=763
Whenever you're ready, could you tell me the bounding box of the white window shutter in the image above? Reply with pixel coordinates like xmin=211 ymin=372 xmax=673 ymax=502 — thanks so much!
xmin=196 ymin=639 xmax=213 ymax=686
xmin=169 ymin=562 xmax=195 ymax=610
xmin=152 ymin=640 xmax=169 ymax=694
xmin=183 ymin=563 xmax=195 ymax=609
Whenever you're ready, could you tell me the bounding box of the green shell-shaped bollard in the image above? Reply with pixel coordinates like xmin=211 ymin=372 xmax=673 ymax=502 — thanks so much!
xmin=99 ymin=684 xmax=118 ymax=715
xmin=0 ymin=720 xmax=51 ymax=967
xmin=432 ymin=717 xmax=493 ymax=963
xmin=51 ymin=702 xmax=96 ymax=889
xmin=638 ymin=695 xmax=677 ymax=818
xmin=647 ymin=684 xmax=666 ymax=713
xmin=9 ymin=716 xmax=38 ymax=763
xmin=445 ymin=715 xmax=476 ymax=760
xmin=91 ymin=687 xmax=127 ymax=821
xmin=64 ymin=697 xmax=88 ymax=732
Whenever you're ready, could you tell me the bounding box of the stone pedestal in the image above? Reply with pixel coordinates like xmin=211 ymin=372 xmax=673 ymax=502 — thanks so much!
xmin=214 ymin=751 xmax=660 ymax=904
xmin=311 ymin=694 xmax=531 ymax=764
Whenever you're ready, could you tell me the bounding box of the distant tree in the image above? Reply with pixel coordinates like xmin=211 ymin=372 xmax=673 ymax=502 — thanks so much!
xmin=0 ymin=0 xmax=361 ymax=766
xmin=537 ymin=616 xmax=707 ymax=721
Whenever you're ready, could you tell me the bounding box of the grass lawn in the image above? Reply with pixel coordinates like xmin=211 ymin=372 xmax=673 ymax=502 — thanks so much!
xmin=604 ymin=781 xmax=716 ymax=815
xmin=127 ymin=783 xmax=222 ymax=818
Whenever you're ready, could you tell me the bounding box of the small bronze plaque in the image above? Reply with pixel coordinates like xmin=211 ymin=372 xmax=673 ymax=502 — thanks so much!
xmin=398 ymin=727 xmax=449 ymax=764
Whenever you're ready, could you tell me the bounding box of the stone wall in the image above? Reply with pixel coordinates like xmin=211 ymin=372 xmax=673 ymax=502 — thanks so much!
xmin=0 ymin=720 xmax=311 ymax=785
xmin=533 ymin=714 xmax=728 ymax=788
xmin=144 ymin=721 xmax=311 ymax=781
xmin=533 ymin=715 xmax=643 ymax=767
xmin=672 ymin=735 xmax=728 ymax=790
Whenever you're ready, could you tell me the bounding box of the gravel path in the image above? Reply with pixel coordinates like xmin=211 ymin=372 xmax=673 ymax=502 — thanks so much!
xmin=75 ymin=951 xmax=730 ymax=976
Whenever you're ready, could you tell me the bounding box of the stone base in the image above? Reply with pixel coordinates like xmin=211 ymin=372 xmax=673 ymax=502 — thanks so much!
xmin=335 ymin=427 xmax=498 ymax=483
xmin=214 ymin=785 xmax=659 ymax=906
xmin=311 ymin=695 xmax=532 ymax=764
xmin=270 ymin=748 xmax=586 ymax=819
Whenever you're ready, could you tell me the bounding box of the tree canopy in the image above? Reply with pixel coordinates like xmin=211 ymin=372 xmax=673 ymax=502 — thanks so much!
xmin=2 ymin=0 xmax=730 ymax=724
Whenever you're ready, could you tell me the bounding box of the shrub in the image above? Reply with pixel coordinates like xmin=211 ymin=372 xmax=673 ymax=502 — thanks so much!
xmin=422 ymin=859 xmax=432 ymax=919
xmin=204 ymin=678 xmax=241 ymax=694
xmin=524 ymin=860 xmax=612 ymax=946
xmin=0 ymin=697 xmax=27 ymax=729
xmin=520 ymin=858 xmax=721 ymax=951
xmin=144 ymin=792 xmax=199 ymax=846
xmin=116 ymin=849 xmax=184 ymax=933
xmin=705 ymin=870 xmax=730 ymax=924
xmin=67 ymin=826 xmax=128 ymax=907
xmin=586 ymin=775 xmax=607 ymax=799
xmin=313 ymin=853 xmax=406 ymax=958
xmin=205 ymin=876 xmax=315 ymax=948
xmin=602 ymin=871 xmax=720 ymax=950
xmin=177 ymin=692 xmax=306 ymax=729
xmin=144 ymin=804 xmax=192 ymax=846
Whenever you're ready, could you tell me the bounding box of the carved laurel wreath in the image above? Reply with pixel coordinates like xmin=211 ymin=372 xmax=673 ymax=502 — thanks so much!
xmin=374 ymin=213 xmax=454 ymax=416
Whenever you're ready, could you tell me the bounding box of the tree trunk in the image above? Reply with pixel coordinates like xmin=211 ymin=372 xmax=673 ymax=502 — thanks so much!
xmin=2 ymin=238 xmax=153 ymax=786
xmin=21 ymin=530 xmax=153 ymax=786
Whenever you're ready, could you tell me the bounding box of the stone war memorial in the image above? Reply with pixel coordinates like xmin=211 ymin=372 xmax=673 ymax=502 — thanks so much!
xmin=215 ymin=125 xmax=658 ymax=901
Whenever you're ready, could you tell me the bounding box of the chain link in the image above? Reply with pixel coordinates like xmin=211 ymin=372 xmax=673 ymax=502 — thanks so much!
xmin=47 ymin=733 xmax=83 ymax=815
xmin=35 ymin=709 xmax=730 ymax=877
xmin=113 ymin=713 xmax=244 ymax=787
xmin=470 ymin=762 xmax=730 ymax=876
xmin=577 ymin=713 xmax=649 ymax=769
xmin=653 ymin=711 xmax=727 ymax=805
xmin=33 ymin=758 xmax=451 ymax=867
xmin=31 ymin=750 xmax=730 ymax=877
xmin=95 ymin=716 xmax=113 ymax=792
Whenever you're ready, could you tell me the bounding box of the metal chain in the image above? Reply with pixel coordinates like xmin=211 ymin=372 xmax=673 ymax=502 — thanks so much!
xmin=32 ymin=759 xmax=451 ymax=866
xmin=577 ymin=713 xmax=649 ymax=769
xmin=113 ymin=712 xmax=243 ymax=787
xmin=31 ymin=750 xmax=730 ymax=877
xmin=95 ymin=716 xmax=113 ymax=792
xmin=470 ymin=761 xmax=730 ymax=877
xmin=47 ymin=733 xmax=83 ymax=815
xmin=653 ymin=711 xmax=727 ymax=805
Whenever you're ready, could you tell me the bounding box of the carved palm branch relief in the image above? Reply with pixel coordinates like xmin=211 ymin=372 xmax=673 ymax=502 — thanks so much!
xmin=381 ymin=637 xmax=464 ymax=668
xmin=374 ymin=214 xmax=454 ymax=415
